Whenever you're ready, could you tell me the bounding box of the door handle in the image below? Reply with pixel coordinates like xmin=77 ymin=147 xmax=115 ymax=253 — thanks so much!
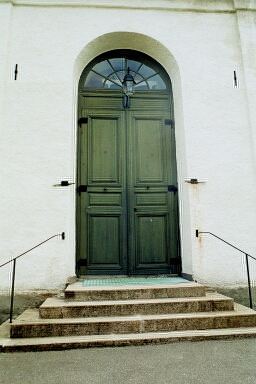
xmin=77 ymin=185 xmax=87 ymax=195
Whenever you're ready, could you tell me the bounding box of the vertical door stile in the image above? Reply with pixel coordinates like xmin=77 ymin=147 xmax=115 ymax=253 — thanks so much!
xmin=76 ymin=95 xmax=89 ymax=275
xmin=124 ymin=108 xmax=131 ymax=275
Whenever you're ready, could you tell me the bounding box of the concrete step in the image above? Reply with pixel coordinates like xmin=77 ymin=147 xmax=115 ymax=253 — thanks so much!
xmin=39 ymin=293 xmax=234 ymax=319
xmin=65 ymin=282 xmax=206 ymax=301
xmin=10 ymin=304 xmax=256 ymax=338
xmin=3 ymin=326 xmax=256 ymax=352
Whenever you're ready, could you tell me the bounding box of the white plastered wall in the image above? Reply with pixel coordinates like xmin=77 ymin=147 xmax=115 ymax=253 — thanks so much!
xmin=0 ymin=1 xmax=256 ymax=290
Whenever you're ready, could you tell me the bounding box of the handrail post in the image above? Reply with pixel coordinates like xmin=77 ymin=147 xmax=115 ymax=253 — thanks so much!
xmin=0 ymin=232 xmax=65 ymax=324
xmin=245 ymin=254 xmax=253 ymax=309
xmin=196 ymin=230 xmax=256 ymax=310
xmin=10 ymin=258 xmax=16 ymax=323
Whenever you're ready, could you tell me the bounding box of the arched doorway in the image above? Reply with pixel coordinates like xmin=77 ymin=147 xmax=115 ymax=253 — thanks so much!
xmin=76 ymin=50 xmax=180 ymax=276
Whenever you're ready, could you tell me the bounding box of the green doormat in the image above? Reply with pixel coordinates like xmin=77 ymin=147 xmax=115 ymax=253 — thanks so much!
xmin=82 ymin=277 xmax=189 ymax=287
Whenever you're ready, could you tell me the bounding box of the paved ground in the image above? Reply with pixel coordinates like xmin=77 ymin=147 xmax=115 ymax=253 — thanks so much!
xmin=1 ymin=339 xmax=256 ymax=384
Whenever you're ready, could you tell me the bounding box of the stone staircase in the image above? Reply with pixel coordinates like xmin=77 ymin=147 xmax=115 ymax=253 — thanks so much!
xmin=1 ymin=280 xmax=256 ymax=352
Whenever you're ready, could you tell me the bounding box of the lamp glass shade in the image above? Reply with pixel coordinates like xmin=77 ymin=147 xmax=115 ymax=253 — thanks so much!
xmin=122 ymin=69 xmax=136 ymax=96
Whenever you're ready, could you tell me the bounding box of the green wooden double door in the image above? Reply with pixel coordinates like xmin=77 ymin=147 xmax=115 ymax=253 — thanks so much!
xmin=77 ymin=92 xmax=180 ymax=275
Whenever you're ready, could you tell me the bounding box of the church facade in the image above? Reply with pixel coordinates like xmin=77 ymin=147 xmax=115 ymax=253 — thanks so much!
xmin=1 ymin=0 xmax=256 ymax=291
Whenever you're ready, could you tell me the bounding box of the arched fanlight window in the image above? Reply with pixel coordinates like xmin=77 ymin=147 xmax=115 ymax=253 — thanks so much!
xmin=80 ymin=50 xmax=170 ymax=92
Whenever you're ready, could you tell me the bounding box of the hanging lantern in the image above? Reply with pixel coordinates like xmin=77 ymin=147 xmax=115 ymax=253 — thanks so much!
xmin=122 ymin=67 xmax=136 ymax=108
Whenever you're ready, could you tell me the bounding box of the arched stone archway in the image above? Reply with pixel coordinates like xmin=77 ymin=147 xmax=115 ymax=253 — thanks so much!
xmin=74 ymin=32 xmax=181 ymax=99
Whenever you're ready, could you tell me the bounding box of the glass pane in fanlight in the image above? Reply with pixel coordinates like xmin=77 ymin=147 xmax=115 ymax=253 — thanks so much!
xmin=104 ymin=79 xmax=121 ymax=89
xmin=92 ymin=60 xmax=113 ymax=76
xmin=109 ymin=58 xmax=125 ymax=72
xmin=84 ymin=71 xmax=105 ymax=88
xmin=135 ymin=81 xmax=148 ymax=90
xmin=139 ymin=64 xmax=156 ymax=78
xmin=134 ymin=74 xmax=143 ymax=84
xmin=116 ymin=70 xmax=125 ymax=84
xmin=108 ymin=82 xmax=121 ymax=89
xmin=110 ymin=72 xmax=122 ymax=84
xmin=127 ymin=59 xmax=141 ymax=72
xmin=104 ymin=72 xmax=122 ymax=89
xmin=147 ymin=74 xmax=166 ymax=89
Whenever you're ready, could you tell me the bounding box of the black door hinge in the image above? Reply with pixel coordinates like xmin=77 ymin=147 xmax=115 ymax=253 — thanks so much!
xmin=165 ymin=119 xmax=174 ymax=126
xmin=77 ymin=259 xmax=87 ymax=267
xmin=78 ymin=117 xmax=88 ymax=127
xmin=77 ymin=185 xmax=87 ymax=195
xmin=168 ymin=185 xmax=178 ymax=194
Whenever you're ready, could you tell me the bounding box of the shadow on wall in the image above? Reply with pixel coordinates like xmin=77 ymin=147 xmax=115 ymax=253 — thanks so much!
xmin=0 ymin=292 xmax=56 ymax=325
xmin=214 ymin=287 xmax=256 ymax=310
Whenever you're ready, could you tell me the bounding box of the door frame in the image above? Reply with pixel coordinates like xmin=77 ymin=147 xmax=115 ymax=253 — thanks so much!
xmin=76 ymin=51 xmax=181 ymax=276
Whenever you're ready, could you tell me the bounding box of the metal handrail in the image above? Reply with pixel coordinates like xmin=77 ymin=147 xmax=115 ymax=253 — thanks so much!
xmin=196 ymin=230 xmax=256 ymax=309
xmin=0 ymin=232 xmax=65 ymax=323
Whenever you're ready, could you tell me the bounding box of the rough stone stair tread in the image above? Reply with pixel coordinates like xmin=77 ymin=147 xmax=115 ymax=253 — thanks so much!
xmin=41 ymin=292 xmax=233 ymax=308
xmin=2 ymin=327 xmax=256 ymax=352
xmin=39 ymin=294 xmax=234 ymax=318
xmin=64 ymin=282 xmax=206 ymax=300
xmin=12 ymin=304 xmax=256 ymax=325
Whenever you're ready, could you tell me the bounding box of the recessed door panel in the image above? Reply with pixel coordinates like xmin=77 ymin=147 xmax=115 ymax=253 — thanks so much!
xmin=88 ymin=214 xmax=122 ymax=267
xmin=88 ymin=117 xmax=120 ymax=185
xmin=88 ymin=193 xmax=122 ymax=206
xmin=135 ymin=214 xmax=168 ymax=266
xmin=134 ymin=118 xmax=166 ymax=184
